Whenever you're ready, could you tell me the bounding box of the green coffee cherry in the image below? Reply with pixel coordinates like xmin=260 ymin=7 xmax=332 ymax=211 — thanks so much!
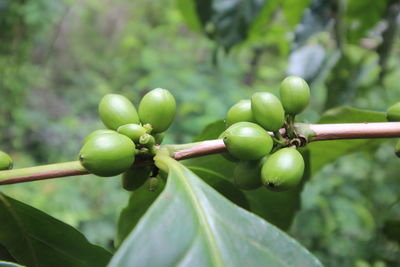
xmin=83 ymin=129 xmax=115 ymax=144
xmin=395 ymin=139 xmax=400 ymax=158
xmin=154 ymin=133 xmax=165 ymax=144
xmin=122 ymin=166 xmax=152 ymax=191
xmin=98 ymin=94 xmax=140 ymax=130
xmin=220 ymin=123 xmax=261 ymax=162
xmin=386 ymin=102 xmax=400 ymax=121
xmin=138 ymin=88 xmax=176 ymax=133
xmin=251 ymin=92 xmax=285 ymax=132
xmin=117 ymin=124 xmax=147 ymax=143
xmin=218 ymin=132 xmax=240 ymax=162
xmin=226 ymin=99 xmax=255 ymax=127
xmin=233 ymin=158 xmax=266 ymax=190
xmin=79 ymin=133 xmax=135 ymax=177
xmin=279 ymin=76 xmax=310 ymax=115
xmin=0 ymin=151 xmax=13 ymax=170
xmin=222 ymin=122 xmax=273 ymax=160
xmin=261 ymin=147 xmax=304 ymax=191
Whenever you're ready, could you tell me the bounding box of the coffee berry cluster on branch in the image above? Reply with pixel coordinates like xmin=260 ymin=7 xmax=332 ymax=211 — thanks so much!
xmin=75 ymin=76 xmax=313 ymax=193
xmin=221 ymin=76 xmax=310 ymax=192
xmin=78 ymin=88 xmax=176 ymax=191
xmin=2 ymin=75 xmax=400 ymax=192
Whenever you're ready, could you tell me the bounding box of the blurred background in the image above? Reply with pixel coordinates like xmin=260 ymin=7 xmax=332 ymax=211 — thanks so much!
xmin=0 ymin=0 xmax=399 ymax=266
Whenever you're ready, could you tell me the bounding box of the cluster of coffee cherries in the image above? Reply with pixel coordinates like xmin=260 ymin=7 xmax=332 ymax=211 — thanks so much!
xmin=386 ymin=102 xmax=400 ymax=157
xmin=79 ymin=88 xmax=176 ymax=191
xmin=220 ymin=76 xmax=310 ymax=192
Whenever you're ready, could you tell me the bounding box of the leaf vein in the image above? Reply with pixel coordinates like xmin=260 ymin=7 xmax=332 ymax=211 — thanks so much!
xmin=171 ymin=163 xmax=224 ymax=267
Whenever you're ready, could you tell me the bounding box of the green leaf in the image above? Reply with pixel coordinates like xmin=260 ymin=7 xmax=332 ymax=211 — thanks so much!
xmin=317 ymin=106 xmax=386 ymax=124
xmin=308 ymin=106 xmax=387 ymax=174
xmin=248 ymin=0 xmax=279 ymax=39
xmin=0 ymin=193 xmax=112 ymax=267
xmin=181 ymin=0 xmax=268 ymax=50
xmin=183 ymin=154 xmax=250 ymax=209
xmin=192 ymin=119 xmax=226 ymax=141
xmin=0 ymin=261 xmax=25 ymax=267
xmin=176 ymin=0 xmax=202 ymax=30
xmin=282 ymin=0 xmax=310 ymax=28
xmin=183 ymin=151 xmax=311 ymax=230
xmin=116 ymin=179 xmax=165 ymax=247
xmin=109 ymin=156 xmax=322 ymax=267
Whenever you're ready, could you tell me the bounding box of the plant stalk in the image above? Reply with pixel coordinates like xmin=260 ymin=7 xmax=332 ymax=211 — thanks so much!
xmin=0 ymin=161 xmax=88 ymax=185
xmin=308 ymin=122 xmax=400 ymax=141
xmin=1 ymin=122 xmax=400 ymax=185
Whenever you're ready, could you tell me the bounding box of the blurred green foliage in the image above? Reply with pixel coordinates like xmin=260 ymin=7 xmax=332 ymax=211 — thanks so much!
xmin=0 ymin=0 xmax=399 ymax=265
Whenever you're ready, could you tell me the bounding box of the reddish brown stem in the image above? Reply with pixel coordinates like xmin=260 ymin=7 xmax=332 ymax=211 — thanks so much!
xmin=308 ymin=122 xmax=400 ymax=141
xmin=173 ymin=139 xmax=226 ymax=160
xmin=0 ymin=170 xmax=88 ymax=185
xmin=1 ymin=122 xmax=400 ymax=185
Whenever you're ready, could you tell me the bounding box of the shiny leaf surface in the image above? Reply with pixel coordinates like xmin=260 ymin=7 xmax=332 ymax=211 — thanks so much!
xmin=0 ymin=193 xmax=112 ymax=267
xmin=109 ymin=156 xmax=322 ymax=267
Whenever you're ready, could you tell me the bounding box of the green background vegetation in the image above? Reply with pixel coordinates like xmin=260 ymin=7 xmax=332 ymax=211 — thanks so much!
xmin=1 ymin=0 xmax=399 ymax=266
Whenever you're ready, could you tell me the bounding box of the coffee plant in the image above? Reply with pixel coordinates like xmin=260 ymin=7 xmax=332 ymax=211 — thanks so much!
xmin=1 ymin=0 xmax=400 ymax=266
xmin=1 ymin=76 xmax=400 ymax=267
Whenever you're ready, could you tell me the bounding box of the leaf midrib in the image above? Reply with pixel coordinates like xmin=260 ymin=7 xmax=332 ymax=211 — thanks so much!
xmin=171 ymin=164 xmax=224 ymax=267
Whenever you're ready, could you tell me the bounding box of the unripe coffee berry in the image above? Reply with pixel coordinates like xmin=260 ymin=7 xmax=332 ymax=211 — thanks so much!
xmin=261 ymin=147 xmax=304 ymax=191
xmin=386 ymin=102 xmax=400 ymax=122
xmin=251 ymin=92 xmax=285 ymax=132
xmin=0 ymin=151 xmax=13 ymax=170
xmin=226 ymin=99 xmax=255 ymax=127
xmin=222 ymin=122 xmax=273 ymax=160
xmin=279 ymin=76 xmax=310 ymax=115
xmin=98 ymin=94 xmax=140 ymax=130
xmin=79 ymin=133 xmax=135 ymax=177
xmin=233 ymin=158 xmax=265 ymax=190
xmin=138 ymin=88 xmax=176 ymax=133
xmin=122 ymin=166 xmax=152 ymax=191
xmin=117 ymin=124 xmax=147 ymax=143
xmin=83 ymin=129 xmax=116 ymax=145
xmin=218 ymin=131 xmax=240 ymax=162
